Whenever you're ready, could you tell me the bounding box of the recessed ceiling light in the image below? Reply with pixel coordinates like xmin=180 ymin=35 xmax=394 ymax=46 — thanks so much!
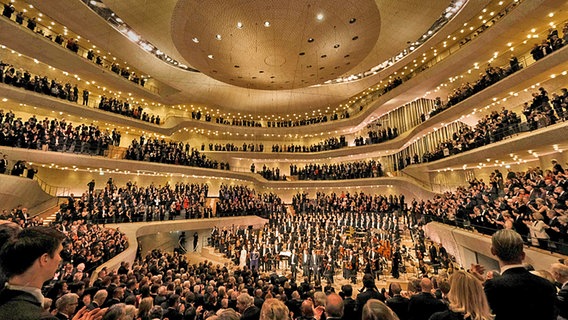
xmin=234 ymin=65 xmax=240 ymax=68
xmin=352 ymin=36 xmax=359 ymax=40
xmin=192 ymin=37 xmax=199 ymax=43
xmin=316 ymin=13 xmax=324 ymax=21
xmin=215 ymin=34 xmax=222 ymax=40
xmin=349 ymin=18 xmax=357 ymax=24
xmin=264 ymin=21 xmax=270 ymax=27
xmin=207 ymin=54 xmax=214 ymax=59
xmin=299 ymin=52 xmax=305 ymax=56
xmin=333 ymin=44 xmax=340 ymax=49
xmin=308 ymin=38 xmax=315 ymax=43
xmin=237 ymin=22 xmax=244 ymax=29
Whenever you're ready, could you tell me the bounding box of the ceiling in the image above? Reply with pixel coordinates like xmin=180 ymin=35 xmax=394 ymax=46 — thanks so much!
xmin=170 ymin=0 xmax=381 ymax=90
xmin=26 ymin=0 xmax=491 ymax=115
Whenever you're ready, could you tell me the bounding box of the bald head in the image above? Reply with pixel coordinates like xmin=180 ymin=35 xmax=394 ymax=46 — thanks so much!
xmin=301 ymin=300 xmax=314 ymax=317
xmin=420 ymin=278 xmax=432 ymax=292
xmin=325 ymin=293 xmax=344 ymax=318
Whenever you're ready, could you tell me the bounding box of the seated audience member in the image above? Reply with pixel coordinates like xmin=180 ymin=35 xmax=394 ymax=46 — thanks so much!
xmin=429 ymin=270 xmax=492 ymax=320
xmin=482 ymin=229 xmax=556 ymax=320
xmin=362 ymin=299 xmax=398 ymax=320
xmin=407 ymin=278 xmax=447 ymax=320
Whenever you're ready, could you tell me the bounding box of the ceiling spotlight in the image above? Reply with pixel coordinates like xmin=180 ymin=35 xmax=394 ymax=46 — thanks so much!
xmin=316 ymin=13 xmax=324 ymax=21
xmin=333 ymin=44 xmax=340 ymax=49
xmin=215 ymin=34 xmax=222 ymax=40
xmin=207 ymin=54 xmax=214 ymax=59
xmin=264 ymin=21 xmax=271 ymax=27
xmin=237 ymin=22 xmax=243 ymax=29
xmin=308 ymin=38 xmax=314 ymax=43
xmin=192 ymin=37 xmax=199 ymax=43
xmin=349 ymin=18 xmax=357 ymax=24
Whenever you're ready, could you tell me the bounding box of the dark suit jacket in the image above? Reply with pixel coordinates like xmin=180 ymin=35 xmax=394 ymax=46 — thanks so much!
xmin=0 ymin=288 xmax=57 ymax=320
xmin=163 ymin=307 xmax=183 ymax=320
xmin=407 ymin=292 xmax=447 ymax=320
xmin=356 ymin=289 xmax=385 ymax=318
xmin=55 ymin=313 xmax=70 ymax=320
xmin=556 ymin=283 xmax=568 ymax=319
xmin=484 ymin=266 xmax=556 ymax=320
xmin=386 ymin=294 xmax=410 ymax=320
xmin=343 ymin=297 xmax=356 ymax=320
xmin=241 ymin=305 xmax=260 ymax=320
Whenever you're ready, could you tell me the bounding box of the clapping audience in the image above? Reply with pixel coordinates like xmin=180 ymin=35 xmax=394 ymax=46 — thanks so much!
xmin=354 ymin=127 xmax=399 ymax=146
xmin=205 ymin=142 xmax=264 ymax=152
xmin=1 ymin=4 xmax=147 ymax=89
xmin=271 ymin=136 xmax=346 ymax=153
xmin=125 ymin=136 xmax=230 ymax=170
xmin=293 ymin=160 xmax=384 ymax=180
xmin=216 ymin=184 xmax=285 ymax=217
xmin=0 ymin=111 xmax=118 ymax=155
xmin=421 ymin=162 xmax=568 ymax=253
xmin=98 ymin=96 xmax=161 ymax=125
xmin=56 ymin=181 xmax=211 ymax=223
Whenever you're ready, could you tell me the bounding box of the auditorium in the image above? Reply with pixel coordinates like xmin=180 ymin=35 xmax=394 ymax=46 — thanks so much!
xmin=1 ymin=0 xmax=568 ymax=319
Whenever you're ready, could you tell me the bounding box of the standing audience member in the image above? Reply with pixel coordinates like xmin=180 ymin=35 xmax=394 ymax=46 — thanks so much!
xmin=0 ymin=227 xmax=65 ymax=319
xmin=482 ymin=229 xmax=556 ymax=320
xmin=259 ymin=298 xmax=289 ymax=320
xmin=386 ymin=282 xmax=409 ymax=320
xmin=551 ymin=262 xmax=568 ymax=319
xmin=356 ymin=274 xmax=386 ymax=319
xmin=362 ymin=299 xmax=398 ymax=320
xmin=407 ymin=278 xmax=447 ymax=320
xmin=429 ymin=270 xmax=492 ymax=320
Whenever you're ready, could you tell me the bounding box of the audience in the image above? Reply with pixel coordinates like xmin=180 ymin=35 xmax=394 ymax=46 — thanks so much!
xmin=56 ymin=181 xmax=211 ymax=223
xmin=271 ymin=136 xmax=346 ymax=153
xmin=125 ymin=136 xmax=230 ymax=170
xmin=354 ymin=127 xmax=399 ymax=147
xmin=1 ymin=5 xmax=147 ymax=89
xmin=481 ymin=229 xmax=556 ymax=320
xmin=294 ymin=160 xmax=384 ymax=180
xmin=98 ymin=96 xmax=160 ymax=125
xmin=0 ymin=112 xmax=117 ymax=156
xmin=216 ymin=184 xmax=284 ymax=217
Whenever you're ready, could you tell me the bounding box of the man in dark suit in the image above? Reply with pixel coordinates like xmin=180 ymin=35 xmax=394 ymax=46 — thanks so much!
xmin=290 ymin=249 xmax=299 ymax=280
xmin=340 ymin=285 xmax=357 ymax=320
xmin=55 ymin=293 xmax=80 ymax=320
xmin=0 ymin=226 xmax=66 ymax=320
xmin=0 ymin=154 xmax=7 ymax=174
xmin=163 ymin=294 xmax=183 ymax=320
xmin=386 ymin=283 xmax=410 ymax=320
xmin=407 ymin=278 xmax=447 ymax=320
xmin=551 ymin=262 xmax=568 ymax=319
xmin=356 ymin=274 xmax=385 ymax=319
xmin=482 ymin=229 xmax=556 ymax=320
xmin=325 ymin=293 xmax=344 ymax=320
xmin=237 ymin=293 xmax=260 ymax=320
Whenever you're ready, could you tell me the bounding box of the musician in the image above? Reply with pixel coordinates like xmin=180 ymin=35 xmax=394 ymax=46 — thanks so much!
xmin=250 ymin=247 xmax=259 ymax=272
xmin=290 ymin=249 xmax=299 ymax=280
xmin=302 ymin=249 xmax=311 ymax=280
xmin=323 ymin=258 xmax=334 ymax=284
xmin=310 ymin=249 xmax=321 ymax=282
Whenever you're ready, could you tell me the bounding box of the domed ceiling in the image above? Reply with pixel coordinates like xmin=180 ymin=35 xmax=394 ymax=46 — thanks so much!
xmin=27 ymin=0 xmax=465 ymax=114
xmin=171 ymin=0 xmax=381 ymax=90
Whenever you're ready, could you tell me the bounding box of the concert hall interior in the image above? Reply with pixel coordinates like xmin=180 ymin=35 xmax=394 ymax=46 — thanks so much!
xmin=2 ymin=0 xmax=568 ymax=319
